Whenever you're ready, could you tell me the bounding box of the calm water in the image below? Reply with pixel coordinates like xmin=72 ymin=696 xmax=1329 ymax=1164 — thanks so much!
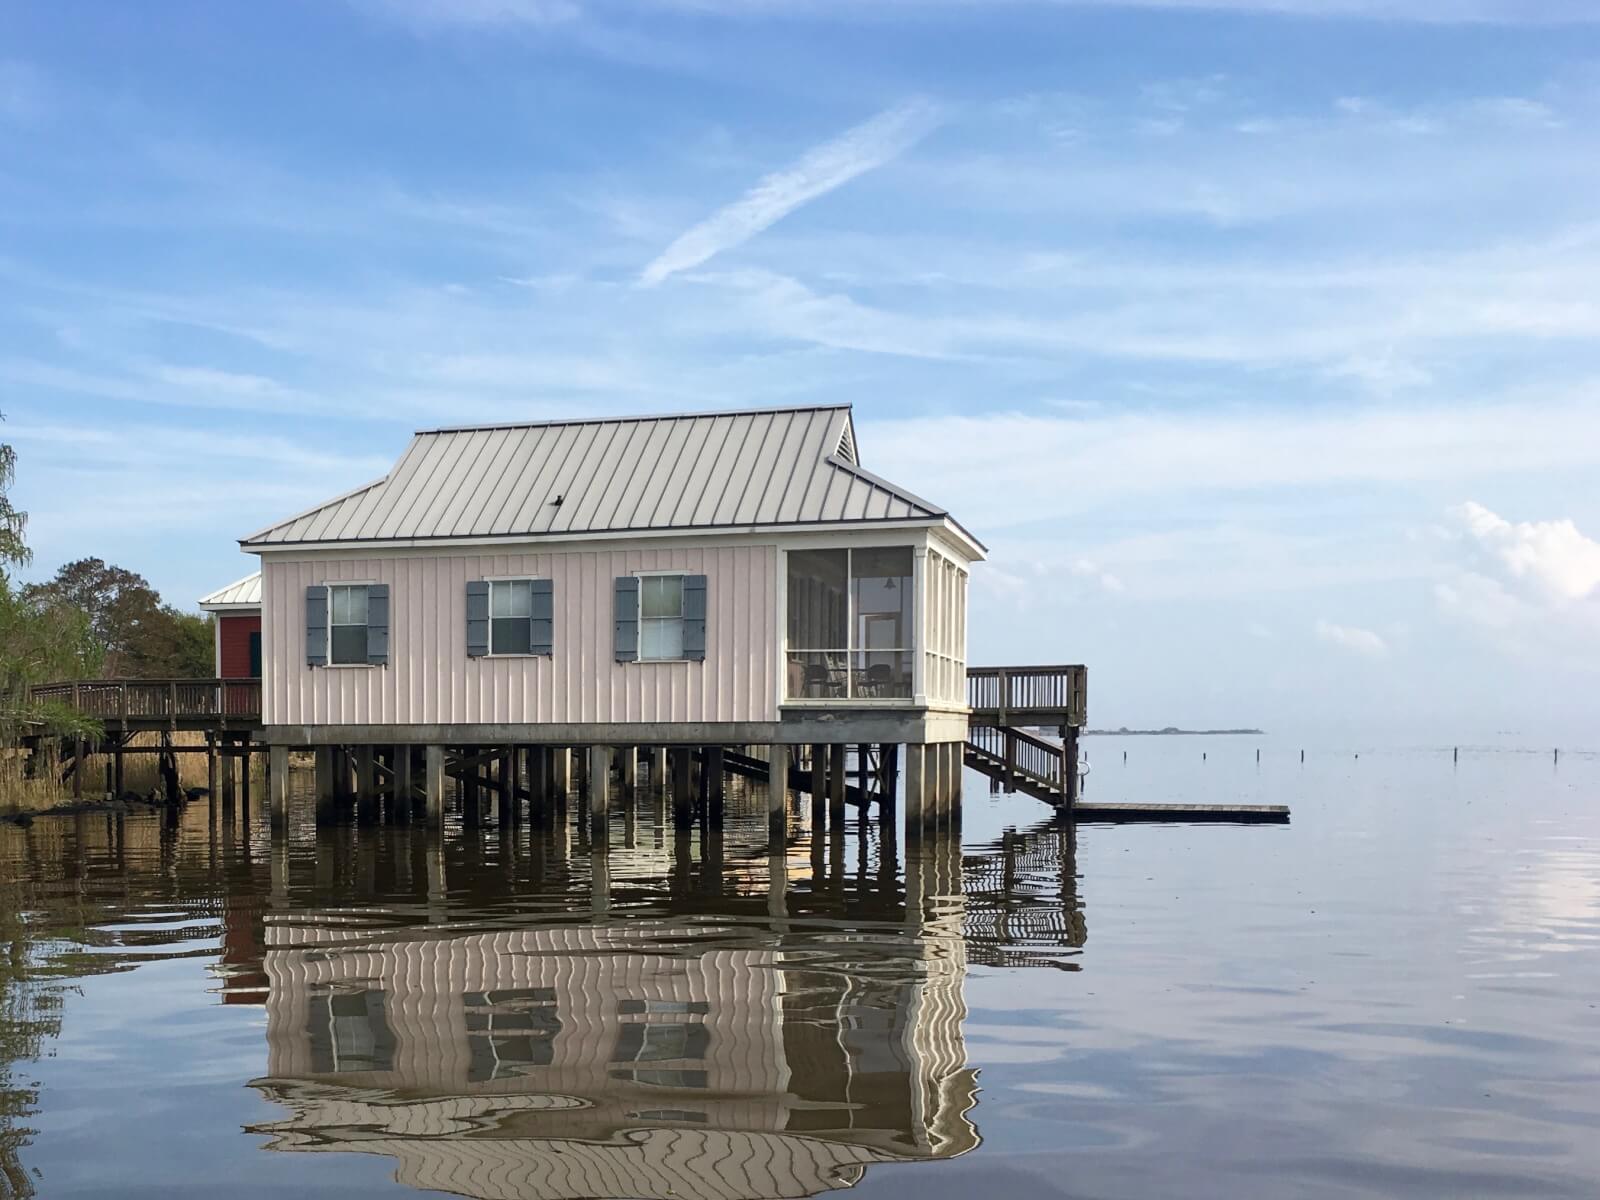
xmin=2 ymin=738 xmax=1598 ymax=1199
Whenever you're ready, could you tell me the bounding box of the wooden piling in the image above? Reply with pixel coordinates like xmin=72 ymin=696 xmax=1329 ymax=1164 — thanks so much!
xmin=269 ymin=744 xmax=290 ymax=832
xmin=589 ymin=745 xmax=611 ymax=843
xmin=424 ymin=745 xmax=445 ymax=827
xmin=671 ymin=747 xmax=693 ymax=830
xmin=828 ymin=743 xmax=847 ymax=824
xmin=767 ymin=744 xmax=789 ymax=846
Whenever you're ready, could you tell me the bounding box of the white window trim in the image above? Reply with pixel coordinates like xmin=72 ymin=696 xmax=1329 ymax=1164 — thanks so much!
xmin=483 ymin=574 xmax=544 ymax=659
xmin=325 ymin=579 xmax=379 ymax=669
xmin=631 ymin=569 xmax=695 ymax=665
xmin=780 ymin=547 xmax=917 ymax=705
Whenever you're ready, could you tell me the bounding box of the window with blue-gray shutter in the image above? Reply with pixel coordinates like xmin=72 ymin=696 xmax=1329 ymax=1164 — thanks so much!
xmin=614 ymin=576 xmax=639 ymax=662
xmin=682 ymin=574 xmax=707 ymax=661
xmin=306 ymin=585 xmax=328 ymax=666
xmin=530 ymin=578 xmax=554 ymax=656
xmin=366 ymin=584 xmax=390 ymax=666
xmin=466 ymin=581 xmax=490 ymax=658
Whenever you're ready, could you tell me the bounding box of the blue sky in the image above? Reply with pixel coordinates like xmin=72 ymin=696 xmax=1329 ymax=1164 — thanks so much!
xmin=3 ymin=0 xmax=1598 ymax=739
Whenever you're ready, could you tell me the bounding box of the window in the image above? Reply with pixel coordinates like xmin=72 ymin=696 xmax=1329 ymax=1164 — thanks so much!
xmin=307 ymin=989 xmax=396 ymax=1074
xmin=464 ymin=988 xmax=560 ymax=1081
xmin=329 ymin=584 xmax=370 ymax=666
xmin=489 ymin=579 xmax=533 ymax=655
xmin=786 ymin=547 xmax=914 ymax=700
xmin=639 ymin=574 xmax=685 ymax=661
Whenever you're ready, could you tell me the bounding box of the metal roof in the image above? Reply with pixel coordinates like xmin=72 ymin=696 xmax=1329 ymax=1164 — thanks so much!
xmin=243 ymin=404 xmax=959 ymax=548
xmin=198 ymin=571 xmax=262 ymax=609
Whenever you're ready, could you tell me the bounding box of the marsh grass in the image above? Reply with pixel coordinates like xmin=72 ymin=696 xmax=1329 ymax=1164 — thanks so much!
xmin=1 ymin=733 xmax=230 ymax=812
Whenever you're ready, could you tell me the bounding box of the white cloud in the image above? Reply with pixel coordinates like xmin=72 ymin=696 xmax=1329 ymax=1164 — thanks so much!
xmin=639 ymin=99 xmax=941 ymax=286
xmin=1315 ymin=619 xmax=1389 ymax=659
xmin=861 ymin=399 xmax=1600 ymax=533
xmin=353 ymin=0 xmax=579 ymax=28
xmin=1450 ymin=501 xmax=1600 ymax=604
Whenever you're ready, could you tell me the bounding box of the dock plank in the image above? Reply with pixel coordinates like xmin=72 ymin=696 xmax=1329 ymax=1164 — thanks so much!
xmin=1073 ymin=802 xmax=1289 ymax=824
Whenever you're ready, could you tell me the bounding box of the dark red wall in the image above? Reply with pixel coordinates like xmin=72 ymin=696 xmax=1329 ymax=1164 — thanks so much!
xmin=219 ymin=612 xmax=261 ymax=678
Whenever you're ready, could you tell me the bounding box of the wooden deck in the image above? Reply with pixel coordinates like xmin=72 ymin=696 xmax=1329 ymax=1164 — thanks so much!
xmin=29 ymin=678 xmax=261 ymax=733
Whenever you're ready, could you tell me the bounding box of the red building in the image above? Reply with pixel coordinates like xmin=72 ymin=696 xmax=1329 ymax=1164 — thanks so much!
xmin=198 ymin=572 xmax=262 ymax=678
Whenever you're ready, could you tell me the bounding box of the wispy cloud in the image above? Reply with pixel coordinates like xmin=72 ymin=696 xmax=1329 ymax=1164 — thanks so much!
xmin=1315 ymin=619 xmax=1389 ymax=659
xmin=639 ymin=99 xmax=942 ymax=286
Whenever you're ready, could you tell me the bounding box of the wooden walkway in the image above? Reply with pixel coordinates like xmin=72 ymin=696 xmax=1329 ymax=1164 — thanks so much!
xmin=29 ymin=678 xmax=261 ymax=733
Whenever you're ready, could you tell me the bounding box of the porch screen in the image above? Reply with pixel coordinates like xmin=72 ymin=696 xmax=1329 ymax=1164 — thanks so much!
xmin=786 ymin=546 xmax=913 ymax=700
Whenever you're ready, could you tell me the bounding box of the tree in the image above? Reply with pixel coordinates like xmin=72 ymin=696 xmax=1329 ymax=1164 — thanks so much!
xmin=0 ymin=420 xmax=102 ymax=741
xmin=0 ymin=413 xmax=26 ymax=570
xmin=23 ymin=559 xmax=212 ymax=678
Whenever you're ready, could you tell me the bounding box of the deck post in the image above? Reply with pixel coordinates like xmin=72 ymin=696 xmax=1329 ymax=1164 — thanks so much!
xmin=527 ymin=746 xmax=548 ymax=824
xmin=767 ymin=744 xmax=789 ymax=846
xmin=313 ymin=747 xmax=337 ymax=824
xmin=828 ymin=743 xmax=847 ymax=824
xmin=551 ymin=748 xmax=572 ymax=795
xmin=220 ymin=746 xmax=236 ymax=818
xmin=879 ymin=743 xmax=899 ymax=820
xmin=945 ymin=742 xmax=963 ymax=831
xmin=904 ymin=743 xmax=926 ymax=838
xmin=671 ymin=747 xmax=693 ymax=830
xmin=239 ymin=737 xmax=252 ymax=821
xmin=705 ymin=746 xmax=726 ymax=825
xmin=1063 ymin=725 xmax=1081 ymax=808
xmin=206 ymin=736 xmax=218 ymax=808
xmin=269 ymin=744 xmax=290 ymax=833
xmin=653 ymin=746 xmax=669 ymax=793
xmin=354 ymin=745 xmax=377 ymax=825
xmin=619 ymin=746 xmax=637 ymax=791
xmin=588 ymin=745 xmax=611 ymax=844
xmin=394 ymin=746 xmax=413 ymax=825
xmin=497 ymin=745 xmax=514 ymax=828
xmin=809 ymin=744 xmax=827 ymax=835
xmin=424 ymin=745 xmax=445 ymax=827
xmin=462 ymin=746 xmax=482 ymax=828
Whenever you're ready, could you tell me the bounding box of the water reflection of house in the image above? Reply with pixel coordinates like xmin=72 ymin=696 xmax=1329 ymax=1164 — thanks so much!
xmin=250 ymin=917 xmax=977 ymax=1200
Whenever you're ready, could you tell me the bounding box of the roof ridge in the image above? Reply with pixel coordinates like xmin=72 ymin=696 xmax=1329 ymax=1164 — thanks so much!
xmin=416 ymin=402 xmax=852 ymax=438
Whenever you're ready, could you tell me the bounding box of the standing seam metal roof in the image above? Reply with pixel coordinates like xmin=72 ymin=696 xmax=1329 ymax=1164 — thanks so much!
xmin=243 ymin=405 xmax=952 ymax=547
xmin=198 ymin=571 xmax=263 ymax=608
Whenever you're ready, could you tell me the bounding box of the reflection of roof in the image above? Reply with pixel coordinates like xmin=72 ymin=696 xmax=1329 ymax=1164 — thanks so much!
xmin=241 ymin=405 xmax=962 ymax=549
xmin=250 ymin=1081 xmax=921 ymax=1200
xmin=198 ymin=571 xmax=262 ymax=610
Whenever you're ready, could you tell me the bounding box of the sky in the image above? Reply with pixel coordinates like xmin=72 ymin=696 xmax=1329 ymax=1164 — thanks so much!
xmin=2 ymin=0 xmax=1598 ymax=742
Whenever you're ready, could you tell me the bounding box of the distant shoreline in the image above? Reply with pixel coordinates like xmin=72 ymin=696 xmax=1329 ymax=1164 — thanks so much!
xmin=1084 ymin=727 xmax=1265 ymax=736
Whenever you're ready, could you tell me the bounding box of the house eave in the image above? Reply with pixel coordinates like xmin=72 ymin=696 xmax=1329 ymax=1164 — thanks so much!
xmin=242 ymin=515 xmax=970 ymax=556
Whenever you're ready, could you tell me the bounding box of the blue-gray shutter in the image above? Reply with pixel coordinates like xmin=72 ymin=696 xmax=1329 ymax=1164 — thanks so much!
xmin=530 ymin=578 xmax=554 ymax=656
xmin=366 ymin=583 xmax=390 ymax=666
xmin=614 ymin=576 xmax=639 ymax=662
xmin=305 ymin=585 xmax=328 ymax=666
xmin=466 ymin=581 xmax=490 ymax=658
xmin=683 ymin=574 xmax=708 ymax=661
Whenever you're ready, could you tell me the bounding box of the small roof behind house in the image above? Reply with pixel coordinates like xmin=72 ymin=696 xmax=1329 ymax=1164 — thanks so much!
xmin=199 ymin=571 xmax=262 ymax=610
xmin=243 ymin=404 xmax=964 ymax=549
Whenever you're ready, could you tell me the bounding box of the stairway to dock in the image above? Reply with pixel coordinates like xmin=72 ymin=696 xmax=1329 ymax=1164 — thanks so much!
xmin=964 ymin=666 xmax=1289 ymax=824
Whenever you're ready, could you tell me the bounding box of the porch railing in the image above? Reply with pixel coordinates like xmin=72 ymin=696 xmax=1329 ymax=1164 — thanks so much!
xmin=966 ymin=665 xmax=1087 ymax=727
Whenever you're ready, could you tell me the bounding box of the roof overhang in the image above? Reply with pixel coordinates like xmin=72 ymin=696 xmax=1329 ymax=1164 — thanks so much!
xmin=243 ymin=515 xmax=985 ymax=558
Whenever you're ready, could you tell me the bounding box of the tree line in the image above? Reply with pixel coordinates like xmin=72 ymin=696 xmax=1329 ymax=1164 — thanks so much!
xmin=2 ymin=414 xmax=212 ymax=740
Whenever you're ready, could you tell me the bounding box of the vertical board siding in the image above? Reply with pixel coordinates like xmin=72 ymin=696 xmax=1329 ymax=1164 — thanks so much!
xmin=261 ymin=545 xmax=779 ymax=727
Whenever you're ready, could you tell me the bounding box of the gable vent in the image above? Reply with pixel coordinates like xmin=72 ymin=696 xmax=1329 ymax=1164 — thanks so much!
xmin=836 ymin=421 xmax=857 ymax=464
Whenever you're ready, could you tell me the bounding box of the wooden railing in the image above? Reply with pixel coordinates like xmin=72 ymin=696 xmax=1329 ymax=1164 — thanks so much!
xmin=29 ymin=679 xmax=262 ymax=728
xmin=966 ymin=665 xmax=1087 ymax=727
xmin=966 ymin=724 xmax=1069 ymax=796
